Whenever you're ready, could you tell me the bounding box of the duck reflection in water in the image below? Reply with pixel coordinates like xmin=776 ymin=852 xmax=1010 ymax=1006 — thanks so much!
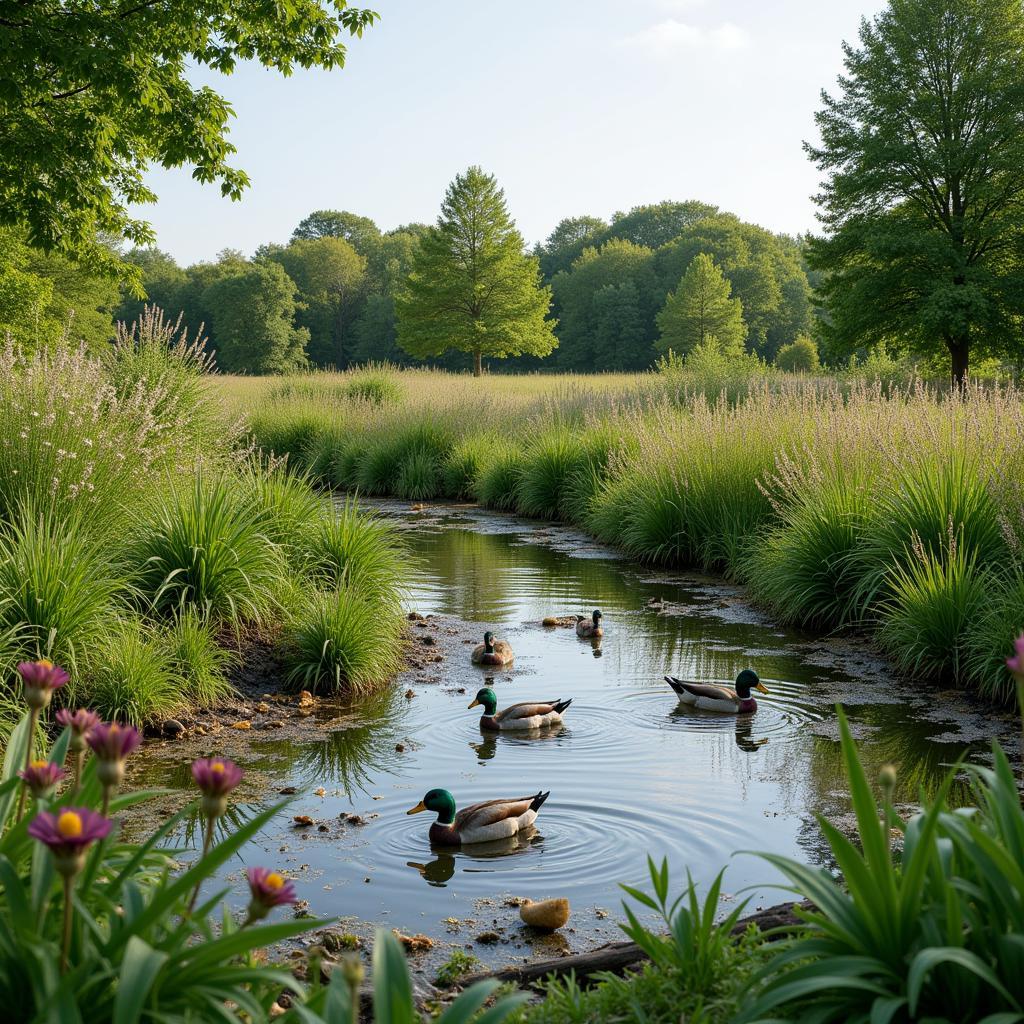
xmin=735 ymin=716 xmax=769 ymax=752
xmin=407 ymin=830 xmax=540 ymax=887
xmin=470 ymin=725 xmax=567 ymax=762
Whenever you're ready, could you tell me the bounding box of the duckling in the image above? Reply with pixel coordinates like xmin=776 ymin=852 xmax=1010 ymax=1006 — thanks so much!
xmin=471 ymin=630 xmax=514 ymax=667
xmin=665 ymin=668 xmax=769 ymax=714
xmin=576 ymin=609 xmax=603 ymax=639
xmin=407 ymin=789 xmax=550 ymax=846
xmin=468 ymin=687 xmax=572 ymax=730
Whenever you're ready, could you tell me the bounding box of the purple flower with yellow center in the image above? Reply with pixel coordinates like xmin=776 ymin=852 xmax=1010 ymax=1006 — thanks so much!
xmin=18 ymin=759 xmax=65 ymax=799
xmin=1007 ymin=634 xmax=1024 ymax=685
xmin=55 ymin=708 xmax=100 ymax=753
xmin=245 ymin=867 xmax=297 ymax=923
xmin=191 ymin=757 xmax=243 ymax=820
xmin=87 ymin=721 xmax=141 ymax=814
xmin=18 ymin=659 xmax=69 ymax=711
xmin=28 ymin=807 xmax=112 ymax=877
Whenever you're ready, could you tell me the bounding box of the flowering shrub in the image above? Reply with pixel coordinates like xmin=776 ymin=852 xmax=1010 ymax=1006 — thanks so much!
xmin=0 ymin=661 xmax=524 ymax=1023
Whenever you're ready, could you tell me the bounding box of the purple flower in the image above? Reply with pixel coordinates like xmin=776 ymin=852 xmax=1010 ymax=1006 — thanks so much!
xmin=28 ymin=807 xmax=112 ymax=876
xmin=192 ymin=757 xmax=243 ymax=819
xmin=1007 ymin=634 xmax=1024 ymax=684
xmin=87 ymin=722 xmax=141 ymax=791
xmin=191 ymin=758 xmax=243 ymax=797
xmin=246 ymin=867 xmax=297 ymax=921
xmin=18 ymin=660 xmax=69 ymax=710
xmin=19 ymin=759 xmax=65 ymax=799
xmin=56 ymin=709 xmax=100 ymax=753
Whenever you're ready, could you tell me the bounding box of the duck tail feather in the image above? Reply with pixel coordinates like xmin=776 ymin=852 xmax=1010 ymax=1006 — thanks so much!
xmin=665 ymin=676 xmax=686 ymax=695
xmin=554 ymin=697 xmax=573 ymax=714
xmin=530 ymin=790 xmax=551 ymax=812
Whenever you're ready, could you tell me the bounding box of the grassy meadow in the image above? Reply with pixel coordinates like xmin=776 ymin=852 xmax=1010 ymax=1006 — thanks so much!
xmin=241 ymin=362 xmax=1024 ymax=705
xmin=0 ymin=316 xmax=408 ymax=740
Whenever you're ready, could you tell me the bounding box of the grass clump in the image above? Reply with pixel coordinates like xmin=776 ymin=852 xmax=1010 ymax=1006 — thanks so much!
xmin=435 ymin=949 xmax=480 ymax=988
xmin=283 ymin=588 xmax=405 ymax=695
xmin=158 ymin=607 xmax=236 ymax=706
xmin=345 ymin=364 xmax=403 ymax=405
xmin=476 ymin=444 xmax=526 ymax=510
xmin=963 ymin=571 xmax=1024 ymax=704
xmin=514 ymin=427 xmax=584 ymax=519
xmin=130 ymin=474 xmax=288 ymax=628
xmin=84 ymin=617 xmax=185 ymax=725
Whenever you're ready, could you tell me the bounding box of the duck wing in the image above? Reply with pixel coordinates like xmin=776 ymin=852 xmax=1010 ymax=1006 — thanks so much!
xmin=495 ymin=700 xmax=568 ymax=723
xmin=666 ymin=678 xmax=738 ymax=703
xmin=454 ymin=792 xmax=548 ymax=831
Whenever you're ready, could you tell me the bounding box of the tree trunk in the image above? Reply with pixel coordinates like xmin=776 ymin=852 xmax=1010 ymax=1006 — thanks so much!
xmin=473 ymin=348 xmax=482 ymax=377
xmin=947 ymin=336 xmax=969 ymax=391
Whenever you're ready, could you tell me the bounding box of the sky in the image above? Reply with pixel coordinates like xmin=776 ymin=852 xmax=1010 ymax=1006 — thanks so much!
xmin=141 ymin=0 xmax=886 ymax=265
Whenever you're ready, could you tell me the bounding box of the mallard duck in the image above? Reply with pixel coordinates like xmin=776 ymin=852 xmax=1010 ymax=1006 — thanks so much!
xmin=468 ymin=687 xmax=572 ymax=730
xmin=576 ymin=609 xmax=603 ymax=638
xmin=406 ymin=788 xmax=550 ymax=846
xmin=471 ymin=631 xmax=514 ymax=666
xmin=665 ymin=669 xmax=769 ymax=714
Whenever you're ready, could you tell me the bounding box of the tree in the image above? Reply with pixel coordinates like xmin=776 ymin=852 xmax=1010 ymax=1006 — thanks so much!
xmin=265 ymin=237 xmax=366 ymax=366
xmin=776 ymin=335 xmax=821 ymax=372
xmin=591 ymin=282 xmax=649 ymax=370
xmin=291 ymin=210 xmax=382 ymax=257
xmin=538 ymin=216 xmax=609 ymax=279
xmin=806 ymin=0 xmax=1024 ymax=387
xmin=604 ymin=200 xmax=719 ymax=250
xmin=0 ymin=3 xmax=376 ymax=279
xmin=396 ymin=166 xmax=556 ymax=376
xmin=116 ymin=248 xmax=188 ymax=326
xmin=203 ymin=262 xmax=308 ymax=373
xmin=656 ymin=253 xmax=745 ymax=356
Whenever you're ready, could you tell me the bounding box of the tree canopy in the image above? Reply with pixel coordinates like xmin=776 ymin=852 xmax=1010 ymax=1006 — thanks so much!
xmin=656 ymin=253 xmax=746 ymax=356
xmin=0 ymin=2 xmax=376 ymax=281
xmin=806 ymin=0 xmax=1024 ymax=386
xmin=395 ymin=166 xmax=556 ymax=376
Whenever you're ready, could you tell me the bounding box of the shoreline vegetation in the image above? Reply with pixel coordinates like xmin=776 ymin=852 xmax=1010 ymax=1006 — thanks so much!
xmin=245 ymin=361 xmax=1024 ymax=706
xmin=0 ymin=311 xmax=408 ymax=745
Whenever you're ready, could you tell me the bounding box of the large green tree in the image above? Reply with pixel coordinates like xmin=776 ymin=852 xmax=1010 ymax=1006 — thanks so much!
xmin=396 ymin=166 xmax=556 ymax=376
xmin=203 ymin=262 xmax=308 ymax=373
xmin=656 ymin=253 xmax=745 ymax=356
xmin=0 ymin=3 xmax=375 ymax=280
xmin=538 ymin=215 xmax=609 ymax=279
xmin=291 ymin=210 xmax=382 ymax=257
xmin=806 ymin=0 xmax=1024 ymax=386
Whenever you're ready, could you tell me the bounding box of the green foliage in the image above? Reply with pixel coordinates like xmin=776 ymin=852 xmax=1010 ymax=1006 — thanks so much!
xmin=283 ymin=588 xmax=404 ymax=695
xmin=130 ymin=475 xmax=288 ymax=628
xmin=0 ymin=2 xmax=376 ymax=277
xmin=475 ymin=445 xmax=526 ymax=511
xmin=656 ymin=253 xmax=745 ymax=357
xmin=157 ymin=608 xmax=236 ymax=708
xmin=434 ymin=949 xmax=480 ymax=988
xmin=84 ymin=618 xmax=184 ymax=726
xmin=738 ymin=709 xmax=1024 ymax=1023
xmin=344 ymin=365 xmax=403 ymax=405
xmin=775 ymin=334 xmax=820 ymax=372
xmin=204 ymin=261 xmax=309 ymax=374
xmin=396 ymin=166 xmax=557 ymax=376
xmin=964 ymin=570 xmax=1024 ymax=704
xmin=514 ymin=428 xmax=585 ymax=519
xmin=806 ymin=0 xmax=1024 ymax=384
xmin=291 ymin=210 xmax=382 ymax=256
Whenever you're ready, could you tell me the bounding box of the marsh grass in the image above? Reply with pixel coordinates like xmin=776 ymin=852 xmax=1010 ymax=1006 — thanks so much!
xmin=284 ymin=589 xmax=405 ymax=695
xmin=159 ymin=607 xmax=236 ymax=706
xmin=242 ymin=368 xmax=1024 ymax=701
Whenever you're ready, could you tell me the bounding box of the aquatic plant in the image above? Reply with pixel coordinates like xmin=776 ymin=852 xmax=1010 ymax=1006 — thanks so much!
xmin=283 ymin=588 xmax=405 ymax=695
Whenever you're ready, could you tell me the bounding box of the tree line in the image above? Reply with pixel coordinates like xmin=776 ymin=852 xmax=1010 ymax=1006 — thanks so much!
xmin=2 ymin=0 xmax=1024 ymax=384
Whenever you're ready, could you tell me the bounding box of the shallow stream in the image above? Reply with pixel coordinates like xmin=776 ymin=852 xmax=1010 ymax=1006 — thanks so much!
xmin=132 ymin=502 xmax=1022 ymax=968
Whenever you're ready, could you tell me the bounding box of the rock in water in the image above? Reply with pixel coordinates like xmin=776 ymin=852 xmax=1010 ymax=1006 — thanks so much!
xmin=519 ymin=897 xmax=570 ymax=931
xmin=162 ymin=719 xmax=185 ymax=737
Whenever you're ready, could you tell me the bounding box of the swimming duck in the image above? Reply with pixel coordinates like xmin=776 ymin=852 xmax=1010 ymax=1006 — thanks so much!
xmin=406 ymin=788 xmax=550 ymax=846
xmin=665 ymin=669 xmax=769 ymax=713
xmin=468 ymin=687 xmax=572 ymax=731
xmin=471 ymin=631 xmax=514 ymax=666
xmin=576 ymin=609 xmax=603 ymax=639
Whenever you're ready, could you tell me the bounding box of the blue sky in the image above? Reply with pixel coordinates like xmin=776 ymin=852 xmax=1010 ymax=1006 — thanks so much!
xmin=141 ymin=0 xmax=885 ymax=265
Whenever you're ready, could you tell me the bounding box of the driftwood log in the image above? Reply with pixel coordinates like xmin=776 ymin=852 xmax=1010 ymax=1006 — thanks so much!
xmin=454 ymin=899 xmax=812 ymax=992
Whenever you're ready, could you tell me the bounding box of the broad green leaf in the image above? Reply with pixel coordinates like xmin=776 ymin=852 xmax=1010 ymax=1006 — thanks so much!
xmin=114 ymin=936 xmax=169 ymax=1024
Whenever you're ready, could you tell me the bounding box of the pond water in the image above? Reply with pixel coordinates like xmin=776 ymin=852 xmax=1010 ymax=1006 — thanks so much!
xmin=133 ymin=502 xmax=1021 ymax=964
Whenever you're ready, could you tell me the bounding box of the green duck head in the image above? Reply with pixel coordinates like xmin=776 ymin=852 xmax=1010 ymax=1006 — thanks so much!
xmin=407 ymin=788 xmax=456 ymax=825
xmin=483 ymin=630 xmax=495 ymax=653
xmin=735 ymin=669 xmax=769 ymax=697
xmin=468 ymin=687 xmax=498 ymax=715
xmin=592 ymin=609 xmax=603 ymax=625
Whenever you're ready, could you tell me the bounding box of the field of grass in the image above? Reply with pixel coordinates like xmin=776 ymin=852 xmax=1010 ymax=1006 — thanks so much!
xmin=0 ymin=316 xmax=408 ymax=740
xmin=241 ymin=363 xmax=1024 ymax=704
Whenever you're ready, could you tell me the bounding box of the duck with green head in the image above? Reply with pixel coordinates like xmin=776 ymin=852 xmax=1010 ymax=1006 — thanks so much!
xmin=471 ymin=630 xmax=514 ymax=666
xmin=468 ymin=687 xmax=572 ymax=731
xmin=576 ymin=609 xmax=603 ymax=639
xmin=665 ymin=669 xmax=769 ymax=714
xmin=406 ymin=788 xmax=550 ymax=846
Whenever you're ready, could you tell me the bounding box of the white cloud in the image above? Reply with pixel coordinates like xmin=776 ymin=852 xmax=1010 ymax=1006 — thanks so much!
xmin=654 ymin=0 xmax=709 ymax=11
xmin=624 ymin=17 xmax=751 ymax=57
